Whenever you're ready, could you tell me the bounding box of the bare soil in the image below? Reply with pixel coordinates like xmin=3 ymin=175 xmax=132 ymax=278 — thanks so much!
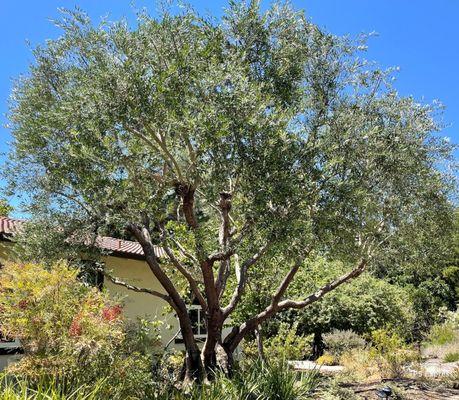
xmin=341 ymin=379 xmax=459 ymax=399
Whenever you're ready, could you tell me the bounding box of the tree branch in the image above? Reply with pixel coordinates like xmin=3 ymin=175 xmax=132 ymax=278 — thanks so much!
xmin=277 ymin=258 xmax=366 ymax=310
xmin=144 ymin=124 xmax=184 ymax=182
xmin=225 ymin=258 xmax=367 ymax=351
xmin=158 ymin=224 xmax=207 ymax=311
xmin=99 ymin=267 xmax=173 ymax=306
xmin=170 ymin=237 xmax=199 ymax=264
xmin=216 ymin=192 xmax=232 ymax=297
xmin=222 ymin=242 xmax=270 ymax=317
xmin=175 ymin=186 xmax=219 ymax=310
xmin=126 ymin=222 xmax=201 ymax=356
xmin=52 ymin=190 xmax=93 ymax=216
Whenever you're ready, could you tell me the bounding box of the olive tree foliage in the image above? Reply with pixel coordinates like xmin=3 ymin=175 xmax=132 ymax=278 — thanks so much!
xmin=6 ymin=1 xmax=455 ymax=380
xmin=0 ymin=199 xmax=13 ymax=216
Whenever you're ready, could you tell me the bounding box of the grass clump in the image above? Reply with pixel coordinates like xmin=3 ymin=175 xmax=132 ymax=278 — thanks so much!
xmin=1 ymin=360 xmax=321 ymax=400
xmin=0 ymin=376 xmax=107 ymax=400
xmin=444 ymin=352 xmax=459 ymax=363
xmin=428 ymin=323 xmax=456 ymax=346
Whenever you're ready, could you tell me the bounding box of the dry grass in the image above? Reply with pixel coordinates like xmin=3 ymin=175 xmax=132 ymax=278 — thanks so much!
xmin=339 ymin=349 xmax=381 ymax=383
xmin=422 ymin=329 xmax=459 ymax=362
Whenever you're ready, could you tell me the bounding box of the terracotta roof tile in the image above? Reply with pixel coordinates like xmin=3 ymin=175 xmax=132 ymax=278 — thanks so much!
xmin=0 ymin=216 xmax=164 ymax=259
xmin=0 ymin=216 xmax=24 ymax=235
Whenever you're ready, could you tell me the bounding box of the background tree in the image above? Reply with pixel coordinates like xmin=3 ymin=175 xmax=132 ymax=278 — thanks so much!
xmin=6 ymin=1 xmax=455 ymax=381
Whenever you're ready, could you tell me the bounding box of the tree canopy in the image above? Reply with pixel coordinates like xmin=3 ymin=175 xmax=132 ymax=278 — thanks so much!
xmin=6 ymin=1 xmax=456 ymax=380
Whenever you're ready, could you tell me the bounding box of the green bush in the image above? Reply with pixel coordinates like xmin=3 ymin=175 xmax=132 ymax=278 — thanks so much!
xmin=243 ymin=322 xmax=312 ymax=361
xmin=264 ymin=322 xmax=312 ymax=361
xmin=323 ymin=329 xmax=367 ymax=358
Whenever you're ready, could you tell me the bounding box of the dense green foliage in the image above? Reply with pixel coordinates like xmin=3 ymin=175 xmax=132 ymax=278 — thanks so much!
xmin=234 ymin=257 xmax=416 ymax=357
xmin=7 ymin=0 xmax=454 ymax=285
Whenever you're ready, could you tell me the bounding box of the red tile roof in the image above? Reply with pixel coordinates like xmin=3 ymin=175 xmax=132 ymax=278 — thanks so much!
xmin=0 ymin=216 xmax=24 ymax=235
xmin=0 ymin=216 xmax=164 ymax=259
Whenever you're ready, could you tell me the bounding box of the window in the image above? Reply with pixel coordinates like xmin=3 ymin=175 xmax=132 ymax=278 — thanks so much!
xmin=175 ymin=304 xmax=207 ymax=343
xmin=189 ymin=305 xmax=207 ymax=337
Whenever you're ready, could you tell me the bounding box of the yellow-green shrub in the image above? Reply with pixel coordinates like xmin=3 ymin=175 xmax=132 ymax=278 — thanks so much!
xmin=370 ymin=329 xmax=418 ymax=379
xmin=242 ymin=322 xmax=312 ymax=361
xmin=316 ymin=353 xmax=336 ymax=366
xmin=0 ymin=262 xmax=124 ymax=355
xmin=0 ymin=262 xmax=160 ymax=398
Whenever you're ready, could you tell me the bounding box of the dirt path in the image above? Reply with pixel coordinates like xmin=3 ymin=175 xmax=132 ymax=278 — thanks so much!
xmin=291 ymin=359 xmax=459 ymax=398
xmin=421 ymin=359 xmax=459 ymax=377
xmin=290 ymin=359 xmax=459 ymax=378
xmin=347 ymin=379 xmax=459 ymax=399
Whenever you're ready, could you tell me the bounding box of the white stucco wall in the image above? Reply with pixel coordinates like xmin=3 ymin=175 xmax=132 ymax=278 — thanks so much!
xmin=103 ymin=255 xmax=182 ymax=349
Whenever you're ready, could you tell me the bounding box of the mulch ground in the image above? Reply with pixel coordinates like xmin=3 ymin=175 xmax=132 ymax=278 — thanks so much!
xmin=342 ymin=379 xmax=459 ymax=399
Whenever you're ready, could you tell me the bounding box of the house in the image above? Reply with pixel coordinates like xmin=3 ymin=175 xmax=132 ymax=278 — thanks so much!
xmin=0 ymin=216 xmax=212 ymax=369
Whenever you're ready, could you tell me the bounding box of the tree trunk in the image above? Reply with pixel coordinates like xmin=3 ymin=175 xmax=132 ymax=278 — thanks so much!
xmin=311 ymin=330 xmax=324 ymax=360
xmin=197 ymin=342 xmax=234 ymax=380
xmin=184 ymin=347 xmax=203 ymax=383
xmin=201 ymin=309 xmax=224 ymax=378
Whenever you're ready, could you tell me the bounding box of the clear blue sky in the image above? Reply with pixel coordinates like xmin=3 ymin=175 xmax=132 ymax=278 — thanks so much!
xmin=1 ymin=1 xmax=458 ymax=215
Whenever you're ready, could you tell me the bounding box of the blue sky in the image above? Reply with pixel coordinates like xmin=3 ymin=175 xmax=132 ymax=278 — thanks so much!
xmin=1 ymin=1 xmax=458 ymax=215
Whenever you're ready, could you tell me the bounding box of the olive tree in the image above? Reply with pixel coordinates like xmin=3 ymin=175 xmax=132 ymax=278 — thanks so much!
xmin=6 ymin=1 xmax=455 ymax=381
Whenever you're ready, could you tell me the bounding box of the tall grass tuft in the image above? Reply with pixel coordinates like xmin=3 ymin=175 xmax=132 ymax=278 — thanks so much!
xmin=155 ymin=359 xmax=320 ymax=400
xmin=0 ymin=376 xmax=107 ymax=400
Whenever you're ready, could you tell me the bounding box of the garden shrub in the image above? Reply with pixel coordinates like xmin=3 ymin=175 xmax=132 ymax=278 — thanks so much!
xmin=153 ymin=349 xmax=186 ymax=384
xmin=263 ymin=322 xmax=312 ymax=361
xmin=323 ymin=329 xmax=366 ymax=358
xmin=0 ymin=262 xmax=161 ymax=399
xmin=199 ymin=360 xmax=319 ymax=400
xmin=422 ymin=311 xmax=459 ymax=361
xmin=370 ymin=329 xmax=418 ymax=379
xmin=316 ymin=353 xmax=336 ymax=366
xmin=340 ymin=348 xmax=380 ymax=382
